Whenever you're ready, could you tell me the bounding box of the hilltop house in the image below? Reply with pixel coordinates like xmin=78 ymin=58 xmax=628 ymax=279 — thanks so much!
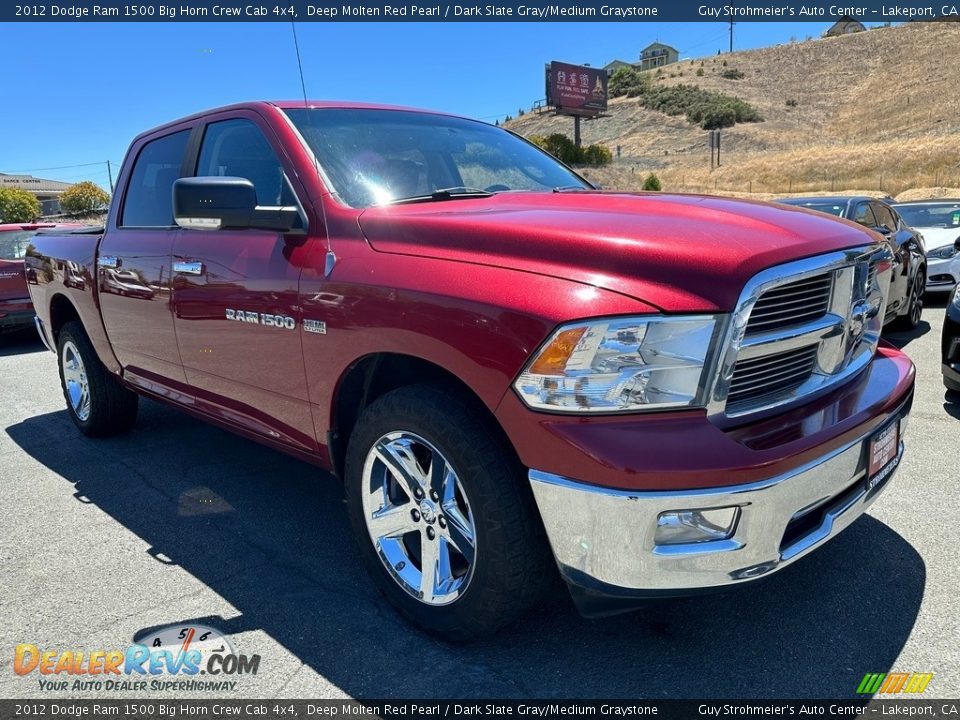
xmin=0 ymin=173 xmax=72 ymax=215
xmin=605 ymin=42 xmax=680 ymax=76
xmin=824 ymin=16 xmax=866 ymax=37
xmin=637 ymin=42 xmax=679 ymax=71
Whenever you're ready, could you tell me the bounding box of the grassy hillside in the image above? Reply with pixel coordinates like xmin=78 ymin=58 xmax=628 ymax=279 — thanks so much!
xmin=506 ymin=22 xmax=960 ymax=198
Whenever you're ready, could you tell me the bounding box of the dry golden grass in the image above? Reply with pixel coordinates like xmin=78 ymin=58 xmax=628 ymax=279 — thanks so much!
xmin=507 ymin=23 xmax=960 ymax=198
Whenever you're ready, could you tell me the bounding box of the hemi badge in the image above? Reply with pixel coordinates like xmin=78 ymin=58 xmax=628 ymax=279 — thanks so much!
xmin=304 ymin=319 xmax=327 ymax=335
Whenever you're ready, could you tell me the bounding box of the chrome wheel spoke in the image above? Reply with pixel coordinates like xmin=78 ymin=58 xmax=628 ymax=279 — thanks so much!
xmin=442 ymin=505 xmax=476 ymax=565
xmin=374 ymin=438 xmax=426 ymax=500
xmin=368 ymin=503 xmax=416 ymax=540
xmin=419 ymin=529 xmax=440 ymax=602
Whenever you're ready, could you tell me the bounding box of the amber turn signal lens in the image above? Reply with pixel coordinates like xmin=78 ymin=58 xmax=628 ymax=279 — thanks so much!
xmin=528 ymin=326 xmax=587 ymax=375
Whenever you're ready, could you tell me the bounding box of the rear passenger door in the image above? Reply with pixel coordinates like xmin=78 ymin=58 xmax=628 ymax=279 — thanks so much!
xmin=99 ymin=127 xmax=192 ymax=387
xmin=170 ymin=113 xmax=316 ymax=453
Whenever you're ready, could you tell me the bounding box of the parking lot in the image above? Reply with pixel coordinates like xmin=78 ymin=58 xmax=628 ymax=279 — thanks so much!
xmin=1 ymin=300 xmax=958 ymax=700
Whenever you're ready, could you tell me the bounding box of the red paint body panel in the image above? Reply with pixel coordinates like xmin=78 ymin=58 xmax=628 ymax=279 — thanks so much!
xmin=495 ymin=343 xmax=914 ymax=491
xmin=0 ymin=224 xmax=81 ymax=331
xmin=23 ymin=101 xmax=917 ymax=495
xmin=358 ymin=193 xmax=882 ymax=312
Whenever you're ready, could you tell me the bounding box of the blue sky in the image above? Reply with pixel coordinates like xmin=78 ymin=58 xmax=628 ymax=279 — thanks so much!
xmin=3 ymin=21 xmax=863 ymax=190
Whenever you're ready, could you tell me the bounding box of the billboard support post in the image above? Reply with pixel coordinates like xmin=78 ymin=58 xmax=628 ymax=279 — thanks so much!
xmin=574 ymin=116 xmax=581 ymax=148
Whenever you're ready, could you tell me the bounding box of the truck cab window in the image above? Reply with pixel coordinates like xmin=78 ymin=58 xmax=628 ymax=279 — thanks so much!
xmin=120 ymin=130 xmax=190 ymax=227
xmin=196 ymin=119 xmax=295 ymax=206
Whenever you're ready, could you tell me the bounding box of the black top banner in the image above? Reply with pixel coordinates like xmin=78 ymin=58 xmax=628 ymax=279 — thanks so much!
xmin=4 ymin=0 xmax=959 ymax=21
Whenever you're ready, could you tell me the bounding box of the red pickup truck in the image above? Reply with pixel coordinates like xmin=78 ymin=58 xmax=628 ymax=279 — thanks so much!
xmin=26 ymin=101 xmax=915 ymax=638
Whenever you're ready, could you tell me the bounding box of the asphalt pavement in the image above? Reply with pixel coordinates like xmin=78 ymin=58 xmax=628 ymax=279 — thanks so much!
xmin=1 ymin=299 xmax=958 ymax=700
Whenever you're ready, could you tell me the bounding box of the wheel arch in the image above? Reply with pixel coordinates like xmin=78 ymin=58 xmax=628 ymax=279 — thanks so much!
xmin=48 ymin=293 xmax=82 ymax=345
xmin=327 ymin=352 xmax=520 ymax=481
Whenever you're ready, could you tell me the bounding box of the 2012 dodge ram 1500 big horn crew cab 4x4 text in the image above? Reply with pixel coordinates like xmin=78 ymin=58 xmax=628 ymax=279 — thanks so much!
xmin=26 ymin=102 xmax=915 ymax=639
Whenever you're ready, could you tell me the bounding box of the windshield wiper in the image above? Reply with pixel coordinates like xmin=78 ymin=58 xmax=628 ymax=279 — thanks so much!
xmin=387 ymin=187 xmax=494 ymax=205
xmin=553 ymin=184 xmax=595 ymax=193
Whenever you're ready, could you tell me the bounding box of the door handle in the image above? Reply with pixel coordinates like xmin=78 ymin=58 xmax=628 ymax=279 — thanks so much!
xmin=173 ymin=261 xmax=204 ymax=276
xmin=98 ymin=255 xmax=120 ymax=269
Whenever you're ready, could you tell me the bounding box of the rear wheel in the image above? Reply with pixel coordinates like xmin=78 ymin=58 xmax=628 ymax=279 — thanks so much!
xmin=57 ymin=321 xmax=138 ymax=437
xmin=344 ymin=383 xmax=552 ymax=640
xmin=896 ymin=268 xmax=924 ymax=330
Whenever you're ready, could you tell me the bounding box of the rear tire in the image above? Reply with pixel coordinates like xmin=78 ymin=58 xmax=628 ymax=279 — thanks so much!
xmin=57 ymin=321 xmax=138 ymax=437
xmin=344 ymin=382 xmax=553 ymax=640
xmin=894 ymin=268 xmax=924 ymax=330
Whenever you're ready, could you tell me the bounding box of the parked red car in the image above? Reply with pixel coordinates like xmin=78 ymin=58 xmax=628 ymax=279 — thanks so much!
xmin=0 ymin=224 xmax=81 ymax=334
xmin=25 ymin=102 xmax=915 ymax=638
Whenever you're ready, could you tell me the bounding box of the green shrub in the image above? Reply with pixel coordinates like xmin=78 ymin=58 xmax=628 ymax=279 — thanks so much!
xmin=0 ymin=187 xmax=41 ymax=223
xmin=642 ymin=173 xmax=662 ymax=191
xmin=720 ymin=69 xmax=745 ymax=80
xmin=530 ymin=134 xmax=612 ymax=167
xmin=609 ymin=66 xmax=650 ymax=98
xmin=696 ymin=68 xmax=705 ymax=76
xmin=785 ymin=98 xmax=798 ymax=107
xmin=59 ymin=181 xmax=111 ymax=215
xmin=581 ymin=144 xmax=613 ymax=167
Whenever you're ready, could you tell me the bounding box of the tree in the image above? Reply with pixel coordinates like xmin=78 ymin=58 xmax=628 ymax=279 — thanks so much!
xmin=642 ymin=173 xmax=662 ymax=191
xmin=0 ymin=187 xmax=41 ymax=223
xmin=609 ymin=66 xmax=651 ymax=98
xmin=59 ymin=181 xmax=111 ymax=214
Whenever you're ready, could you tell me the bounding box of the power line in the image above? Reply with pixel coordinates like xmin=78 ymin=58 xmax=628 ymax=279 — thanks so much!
xmin=2 ymin=161 xmax=120 ymax=174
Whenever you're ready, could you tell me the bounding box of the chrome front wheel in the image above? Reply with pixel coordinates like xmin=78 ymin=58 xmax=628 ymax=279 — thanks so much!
xmin=61 ymin=340 xmax=91 ymax=422
xmin=361 ymin=431 xmax=477 ymax=606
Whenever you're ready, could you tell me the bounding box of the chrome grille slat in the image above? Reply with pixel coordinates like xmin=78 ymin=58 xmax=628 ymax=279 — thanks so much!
xmin=729 ymin=348 xmax=819 ymax=384
xmin=744 ymin=275 xmax=833 ymax=336
xmin=749 ymin=290 xmax=833 ymax=313
xmin=727 ymin=350 xmax=818 ymax=408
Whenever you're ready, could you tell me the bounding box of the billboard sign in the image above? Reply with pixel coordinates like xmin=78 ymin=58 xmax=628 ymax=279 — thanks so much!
xmin=546 ymin=61 xmax=608 ymax=117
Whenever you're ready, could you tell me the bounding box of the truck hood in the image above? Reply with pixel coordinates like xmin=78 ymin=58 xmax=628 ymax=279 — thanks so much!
xmin=358 ymin=191 xmax=880 ymax=312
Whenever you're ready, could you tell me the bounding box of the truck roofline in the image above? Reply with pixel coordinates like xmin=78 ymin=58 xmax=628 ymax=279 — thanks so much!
xmin=128 ymin=100 xmax=474 ymax=146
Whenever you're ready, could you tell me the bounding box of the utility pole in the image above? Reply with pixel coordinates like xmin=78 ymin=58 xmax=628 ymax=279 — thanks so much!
xmin=729 ymin=19 xmax=735 ymax=53
xmin=106 ymin=160 xmax=114 ymax=193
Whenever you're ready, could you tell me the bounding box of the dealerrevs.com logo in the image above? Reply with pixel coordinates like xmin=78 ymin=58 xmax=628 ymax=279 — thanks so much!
xmin=14 ymin=624 xmax=260 ymax=693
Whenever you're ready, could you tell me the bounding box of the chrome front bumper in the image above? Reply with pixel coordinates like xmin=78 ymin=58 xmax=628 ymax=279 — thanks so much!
xmin=529 ymin=408 xmax=909 ymax=608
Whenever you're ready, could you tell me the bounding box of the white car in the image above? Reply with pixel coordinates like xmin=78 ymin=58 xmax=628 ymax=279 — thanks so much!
xmin=893 ymin=200 xmax=960 ymax=293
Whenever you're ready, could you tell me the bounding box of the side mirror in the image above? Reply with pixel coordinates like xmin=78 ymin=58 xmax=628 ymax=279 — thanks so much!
xmin=173 ymin=177 xmax=305 ymax=234
xmin=954 ymin=237 xmax=960 ymax=250
xmin=872 ymin=226 xmax=893 ymax=236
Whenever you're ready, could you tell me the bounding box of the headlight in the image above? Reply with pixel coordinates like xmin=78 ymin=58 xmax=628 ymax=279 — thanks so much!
xmin=513 ymin=315 xmax=719 ymax=413
xmin=929 ymin=244 xmax=958 ymax=260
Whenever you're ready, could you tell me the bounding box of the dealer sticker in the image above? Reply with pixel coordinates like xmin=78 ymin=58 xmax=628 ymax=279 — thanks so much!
xmin=867 ymin=420 xmax=900 ymax=491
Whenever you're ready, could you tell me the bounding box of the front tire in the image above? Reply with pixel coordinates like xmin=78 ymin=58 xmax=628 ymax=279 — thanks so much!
xmin=57 ymin=321 xmax=138 ymax=437
xmin=344 ymin=383 xmax=552 ymax=640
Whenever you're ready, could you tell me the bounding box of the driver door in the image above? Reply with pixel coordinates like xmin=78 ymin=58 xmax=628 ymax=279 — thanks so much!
xmin=170 ymin=113 xmax=316 ymax=453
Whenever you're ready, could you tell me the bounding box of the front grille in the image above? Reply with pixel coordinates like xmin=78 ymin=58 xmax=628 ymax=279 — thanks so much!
xmin=744 ymin=274 xmax=833 ymax=335
xmin=716 ymin=245 xmax=890 ymax=420
xmin=727 ymin=344 xmax=819 ymax=410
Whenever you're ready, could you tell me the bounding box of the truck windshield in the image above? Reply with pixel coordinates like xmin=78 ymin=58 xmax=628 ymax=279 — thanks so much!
xmin=283 ymin=108 xmax=590 ymax=208
xmin=0 ymin=231 xmax=37 ymax=260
